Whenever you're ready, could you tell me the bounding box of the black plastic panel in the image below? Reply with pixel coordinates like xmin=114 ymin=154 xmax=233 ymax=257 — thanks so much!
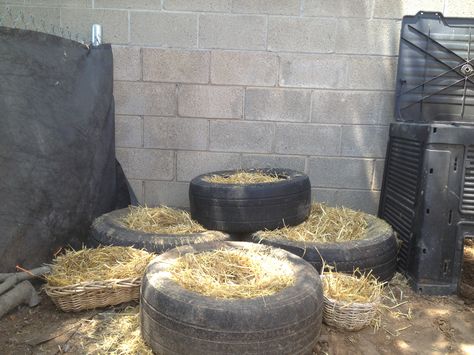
xmin=396 ymin=12 xmax=474 ymax=122
xmin=379 ymin=122 xmax=474 ymax=295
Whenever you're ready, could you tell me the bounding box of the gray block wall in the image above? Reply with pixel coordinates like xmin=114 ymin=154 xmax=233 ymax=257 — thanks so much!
xmin=2 ymin=0 xmax=465 ymax=214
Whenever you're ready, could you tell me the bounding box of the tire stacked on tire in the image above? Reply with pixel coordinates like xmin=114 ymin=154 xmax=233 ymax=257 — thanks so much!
xmin=140 ymin=241 xmax=324 ymax=355
xmin=189 ymin=168 xmax=312 ymax=234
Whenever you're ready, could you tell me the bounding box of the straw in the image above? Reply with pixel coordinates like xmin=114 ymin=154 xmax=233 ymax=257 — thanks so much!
xmin=87 ymin=306 xmax=152 ymax=355
xmin=121 ymin=206 xmax=206 ymax=234
xmin=45 ymin=246 xmax=153 ymax=287
xmin=321 ymin=267 xmax=384 ymax=304
xmin=169 ymin=247 xmax=295 ymax=299
xmin=203 ymin=170 xmax=285 ymax=184
xmin=256 ymin=203 xmax=368 ymax=243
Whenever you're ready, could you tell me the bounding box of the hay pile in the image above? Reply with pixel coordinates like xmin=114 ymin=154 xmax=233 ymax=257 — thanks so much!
xmin=321 ymin=269 xmax=383 ymax=304
xmin=121 ymin=206 xmax=206 ymax=234
xmin=169 ymin=247 xmax=295 ymax=299
xmin=203 ymin=170 xmax=285 ymax=184
xmin=87 ymin=307 xmax=152 ymax=355
xmin=257 ymin=203 xmax=368 ymax=243
xmin=45 ymin=247 xmax=153 ymax=287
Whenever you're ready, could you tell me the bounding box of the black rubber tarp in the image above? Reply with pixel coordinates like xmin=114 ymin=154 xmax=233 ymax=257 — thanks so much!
xmin=0 ymin=27 xmax=130 ymax=271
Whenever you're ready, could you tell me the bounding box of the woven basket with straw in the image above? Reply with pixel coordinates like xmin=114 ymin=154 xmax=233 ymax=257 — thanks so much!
xmin=321 ymin=274 xmax=380 ymax=331
xmin=45 ymin=278 xmax=141 ymax=312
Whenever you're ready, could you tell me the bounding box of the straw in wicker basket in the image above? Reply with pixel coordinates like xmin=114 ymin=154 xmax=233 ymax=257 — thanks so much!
xmin=321 ymin=272 xmax=382 ymax=331
xmin=44 ymin=246 xmax=153 ymax=312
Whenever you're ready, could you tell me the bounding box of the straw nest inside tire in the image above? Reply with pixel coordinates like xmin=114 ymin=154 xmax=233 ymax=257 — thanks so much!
xmin=203 ymin=170 xmax=286 ymax=184
xmin=90 ymin=206 xmax=230 ymax=254
xmin=256 ymin=203 xmax=368 ymax=243
xmin=169 ymin=246 xmax=295 ymax=299
xmin=252 ymin=204 xmax=397 ymax=281
xmin=321 ymin=269 xmax=383 ymax=331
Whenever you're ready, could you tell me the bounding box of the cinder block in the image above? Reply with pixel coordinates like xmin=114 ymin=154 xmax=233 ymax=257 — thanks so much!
xmin=312 ymin=188 xmax=380 ymax=214
xmin=128 ymin=179 xmax=144 ymax=204
xmin=347 ymin=56 xmax=397 ymax=90
xmin=116 ymin=148 xmax=174 ymax=180
xmin=60 ymin=8 xmax=128 ymax=44
xmin=232 ymin=0 xmax=300 ymax=15
xmin=25 ymin=0 xmax=91 ymax=7
xmin=308 ymin=157 xmax=374 ymax=189
xmin=341 ymin=126 xmax=389 ymax=158
xmin=245 ymin=88 xmax=311 ymax=122
xmin=115 ymin=115 xmax=143 ymax=148
xmin=2 ymin=6 xmax=59 ymax=29
xmin=199 ymin=14 xmax=266 ymax=50
xmin=373 ymin=0 xmax=444 ymax=19
xmin=274 ymin=124 xmax=341 ymax=155
xmin=279 ymin=54 xmax=348 ymax=88
xmin=311 ymin=91 xmax=395 ymax=125
xmin=211 ymin=51 xmax=278 ymax=86
xmin=312 ymin=188 xmax=337 ymax=204
xmin=242 ymin=154 xmax=306 ymax=171
xmin=335 ymin=189 xmax=381 ymax=214
xmin=112 ymin=46 xmax=141 ymax=81
xmin=209 ymin=121 xmax=273 ymax=153
xmin=163 ymin=0 xmax=231 ymax=12
xmin=144 ymin=117 xmax=208 ymax=150
xmin=130 ymin=12 xmax=197 ymax=47
xmin=177 ymin=151 xmax=240 ymax=181
xmin=178 ymin=85 xmax=243 ymax=119
xmin=268 ymin=17 xmax=336 ymax=53
xmin=114 ymin=81 xmax=177 ymax=116
xmin=372 ymin=159 xmax=385 ymax=191
xmin=336 ymin=19 xmax=401 ymax=56
xmin=94 ymin=0 xmax=160 ymax=9
xmin=143 ymin=49 xmax=210 ymax=84
xmin=303 ymin=0 xmax=371 ymax=18
xmin=144 ymin=181 xmax=190 ymax=208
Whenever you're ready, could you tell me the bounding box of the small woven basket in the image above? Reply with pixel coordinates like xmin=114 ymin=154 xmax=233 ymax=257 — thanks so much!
xmin=44 ymin=277 xmax=141 ymax=312
xmin=321 ymin=274 xmax=380 ymax=331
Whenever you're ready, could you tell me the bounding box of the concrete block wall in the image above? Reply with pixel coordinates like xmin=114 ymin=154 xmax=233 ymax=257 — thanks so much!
xmin=2 ymin=0 xmax=466 ymax=214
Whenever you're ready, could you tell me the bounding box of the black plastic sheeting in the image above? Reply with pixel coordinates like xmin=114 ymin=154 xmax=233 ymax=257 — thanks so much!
xmin=0 ymin=28 xmax=130 ymax=271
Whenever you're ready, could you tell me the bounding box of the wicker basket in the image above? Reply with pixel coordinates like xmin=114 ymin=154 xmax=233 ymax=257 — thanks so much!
xmin=321 ymin=274 xmax=380 ymax=331
xmin=44 ymin=277 xmax=141 ymax=312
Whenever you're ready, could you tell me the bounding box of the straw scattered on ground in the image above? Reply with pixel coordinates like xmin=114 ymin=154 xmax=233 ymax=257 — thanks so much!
xmin=121 ymin=206 xmax=206 ymax=234
xmin=45 ymin=247 xmax=154 ymax=287
xmin=321 ymin=268 xmax=384 ymax=304
xmin=86 ymin=306 xmax=152 ymax=355
xmin=203 ymin=170 xmax=286 ymax=184
xmin=256 ymin=203 xmax=368 ymax=243
xmin=169 ymin=247 xmax=295 ymax=299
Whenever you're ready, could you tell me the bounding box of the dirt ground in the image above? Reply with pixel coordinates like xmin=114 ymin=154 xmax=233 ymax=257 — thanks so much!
xmin=1 ymin=243 xmax=473 ymax=355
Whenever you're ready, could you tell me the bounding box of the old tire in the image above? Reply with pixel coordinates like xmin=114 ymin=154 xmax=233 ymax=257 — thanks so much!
xmin=189 ymin=168 xmax=311 ymax=233
xmin=90 ymin=208 xmax=230 ymax=254
xmin=251 ymin=214 xmax=397 ymax=281
xmin=140 ymin=241 xmax=323 ymax=355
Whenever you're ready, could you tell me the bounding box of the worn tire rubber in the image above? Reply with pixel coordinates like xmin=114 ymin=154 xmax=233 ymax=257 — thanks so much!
xmin=140 ymin=241 xmax=323 ymax=355
xmin=251 ymin=214 xmax=397 ymax=281
xmin=189 ymin=168 xmax=311 ymax=234
xmin=90 ymin=208 xmax=230 ymax=254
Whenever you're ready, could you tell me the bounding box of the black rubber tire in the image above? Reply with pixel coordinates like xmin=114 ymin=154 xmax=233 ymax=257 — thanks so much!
xmin=90 ymin=208 xmax=230 ymax=254
xmin=140 ymin=241 xmax=323 ymax=355
xmin=251 ymin=214 xmax=397 ymax=281
xmin=189 ymin=168 xmax=311 ymax=234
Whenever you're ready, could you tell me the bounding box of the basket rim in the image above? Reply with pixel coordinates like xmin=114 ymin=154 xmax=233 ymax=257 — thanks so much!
xmin=44 ymin=276 xmax=141 ymax=292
